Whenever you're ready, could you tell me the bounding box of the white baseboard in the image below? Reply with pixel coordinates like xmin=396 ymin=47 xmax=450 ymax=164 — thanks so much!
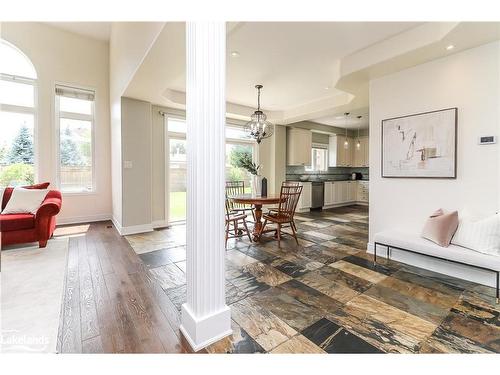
xmin=152 ymin=220 xmax=169 ymax=229
xmin=57 ymin=213 xmax=112 ymax=225
xmin=115 ymin=222 xmax=154 ymax=236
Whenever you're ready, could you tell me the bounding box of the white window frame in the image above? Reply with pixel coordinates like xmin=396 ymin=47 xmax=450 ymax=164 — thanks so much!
xmin=305 ymin=142 xmax=329 ymax=172
xmin=163 ymin=115 xmax=258 ymax=224
xmin=54 ymin=83 xmax=96 ymax=195
xmin=0 ymin=72 xmax=39 ymax=183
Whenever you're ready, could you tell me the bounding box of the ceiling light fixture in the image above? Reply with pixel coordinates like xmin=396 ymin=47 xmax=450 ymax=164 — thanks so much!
xmin=446 ymin=44 xmax=455 ymax=51
xmin=344 ymin=112 xmax=350 ymax=149
xmin=324 ymin=86 xmax=330 ymax=90
xmin=231 ymin=51 xmax=240 ymax=57
xmin=244 ymin=85 xmax=274 ymax=144
xmin=356 ymin=116 xmax=362 ymax=150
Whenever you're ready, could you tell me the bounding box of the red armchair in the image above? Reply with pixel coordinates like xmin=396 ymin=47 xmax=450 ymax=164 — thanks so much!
xmin=0 ymin=184 xmax=62 ymax=249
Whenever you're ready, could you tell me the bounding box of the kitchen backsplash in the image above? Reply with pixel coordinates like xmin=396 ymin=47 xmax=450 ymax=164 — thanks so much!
xmin=286 ymin=166 xmax=369 ymax=182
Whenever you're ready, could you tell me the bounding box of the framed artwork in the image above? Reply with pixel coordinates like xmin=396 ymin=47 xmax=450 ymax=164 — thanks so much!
xmin=381 ymin=108 xmax=457 ymax=178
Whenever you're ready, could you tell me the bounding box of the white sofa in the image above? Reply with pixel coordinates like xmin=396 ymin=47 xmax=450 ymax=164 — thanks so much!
xmin=373 ymin=230 xmax=499 ymax=303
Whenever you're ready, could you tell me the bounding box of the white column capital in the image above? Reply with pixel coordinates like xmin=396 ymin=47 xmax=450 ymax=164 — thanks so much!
xmin=180 ymin=21 xmax=231 ymax=352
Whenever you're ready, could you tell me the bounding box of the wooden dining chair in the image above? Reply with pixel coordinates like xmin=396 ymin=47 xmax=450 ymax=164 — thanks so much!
xmin=225 ymin=180 xmax=255 ymax=221
xmin=225 ymin=195 xmax=252 ymax=247
xmin=267 ymin=181 xmax=300 ymax=214
xmin=258 ymin=184 xmax=303 ymax=247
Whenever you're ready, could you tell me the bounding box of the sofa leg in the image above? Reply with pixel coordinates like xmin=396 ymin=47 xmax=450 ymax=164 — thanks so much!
xmin=39 ymin=240 xmax=48 ymax=248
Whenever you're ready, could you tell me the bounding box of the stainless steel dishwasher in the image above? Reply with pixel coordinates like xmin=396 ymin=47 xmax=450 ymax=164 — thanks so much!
xmin=311 ymin=181 xmax=324 ymax=209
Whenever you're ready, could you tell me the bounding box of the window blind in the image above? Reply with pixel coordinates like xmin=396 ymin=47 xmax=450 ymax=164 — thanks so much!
xmin=55 ymin=84 xmax=95 ymax=101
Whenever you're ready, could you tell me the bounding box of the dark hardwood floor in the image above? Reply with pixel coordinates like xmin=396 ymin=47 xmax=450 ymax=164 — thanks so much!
xmin=55 ymin=221 xmax=196 ymax=353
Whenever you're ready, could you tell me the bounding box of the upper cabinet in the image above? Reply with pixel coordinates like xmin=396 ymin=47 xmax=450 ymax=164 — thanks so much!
xmin=352 ymin=136 xmax=369 ymax=167
xmin=287 ymin=128 xmax=312 ymax=166
xmin=329 ymin=135 xmax=353 ymax=167
xmin=330 ymin=134 xmax=369 ymax=167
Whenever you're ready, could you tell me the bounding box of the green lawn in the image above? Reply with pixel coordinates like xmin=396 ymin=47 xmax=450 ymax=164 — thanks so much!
xmin=169 ymin=186 xmax=252 ymax=222
xmin=170 ymin=191 xmax=187 ymax=222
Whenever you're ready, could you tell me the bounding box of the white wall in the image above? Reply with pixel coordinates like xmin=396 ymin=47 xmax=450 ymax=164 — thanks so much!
xmin=369 ymin=41 xmax=500 ymax=285
xmin=2 ymin=23 xmax=112 ymax=223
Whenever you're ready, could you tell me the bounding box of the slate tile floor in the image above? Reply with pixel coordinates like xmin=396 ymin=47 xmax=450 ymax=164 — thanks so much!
xmin=126 ymin=205 xmax=500 ymax=354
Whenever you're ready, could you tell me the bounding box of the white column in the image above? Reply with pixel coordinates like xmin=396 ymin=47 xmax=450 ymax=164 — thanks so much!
xmin=180 ymin=21 xmax=231 ymax=351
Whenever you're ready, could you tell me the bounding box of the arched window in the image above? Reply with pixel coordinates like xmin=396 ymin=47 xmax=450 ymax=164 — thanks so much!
xmin=0 ymin=40 xmax=37 ymax=186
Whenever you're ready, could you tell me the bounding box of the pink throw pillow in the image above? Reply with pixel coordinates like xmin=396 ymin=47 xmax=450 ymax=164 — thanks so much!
xmin=421 ymin=209 xmax=459 ymax=247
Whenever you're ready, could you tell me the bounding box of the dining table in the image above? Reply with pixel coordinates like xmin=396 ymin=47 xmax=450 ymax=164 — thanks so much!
xmin=230 ymin=194 xmax=285 ymax=241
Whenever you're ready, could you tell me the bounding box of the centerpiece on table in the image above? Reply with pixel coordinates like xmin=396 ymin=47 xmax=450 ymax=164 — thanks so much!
xmin=233 ymin=153 xmax=267 ymax=197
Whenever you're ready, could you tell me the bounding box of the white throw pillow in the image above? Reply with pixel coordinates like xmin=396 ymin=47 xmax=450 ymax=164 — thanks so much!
xmin=1 ymin=187 xmax=49 ymax=215
xmin=451 ymin=212 xmax=500 ymax=256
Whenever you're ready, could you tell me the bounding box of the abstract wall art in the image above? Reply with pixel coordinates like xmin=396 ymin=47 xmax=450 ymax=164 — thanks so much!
xmin=382 ymin=108 xmax=457 ymax=178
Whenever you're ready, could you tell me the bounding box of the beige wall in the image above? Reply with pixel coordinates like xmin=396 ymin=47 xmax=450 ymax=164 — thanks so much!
xmin=2 ymin=22 xmax=112 ymax=223
xmin=109 ymin=22 xmax=164 ymax=227
xmin=369 ymin=41 xmax=500 ymax=244
xmin=121 ymin=97 xmax=152 ymax=227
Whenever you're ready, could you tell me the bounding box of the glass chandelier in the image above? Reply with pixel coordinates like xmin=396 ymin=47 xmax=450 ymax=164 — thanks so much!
xmin=244 ymin=84 xmax=274 ymax=144
xmin=356 ymin=115 xmax=362 ymax=149
xmin=343 ymin=112 xmax=350 ymax=149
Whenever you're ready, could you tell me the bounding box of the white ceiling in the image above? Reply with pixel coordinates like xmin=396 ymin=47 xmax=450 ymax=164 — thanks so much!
xmin=125 ymin=22 xmax=421 ymax=128
xmin=313 ymin=108 xmax=369 ymax=129
xmin=45 ymin=22 xmax=111 ymax=41
xmin=225 ymin=22 xmax=420 ymax=111
xmin=160 ymin=22 xmax=421 ymax=110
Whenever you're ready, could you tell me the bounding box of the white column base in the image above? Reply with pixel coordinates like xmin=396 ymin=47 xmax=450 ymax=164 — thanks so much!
xmin=180 ymin=303 xmax=232 ymax=351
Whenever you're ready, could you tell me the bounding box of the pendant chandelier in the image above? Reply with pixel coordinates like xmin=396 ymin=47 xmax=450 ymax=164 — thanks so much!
xmin=343 ymin=112 xmax=350 ymax=149
xmin=356 ymin=115 xmax=362 ymax=149
xmin=244 ymin=84 xmax=274 ymax=144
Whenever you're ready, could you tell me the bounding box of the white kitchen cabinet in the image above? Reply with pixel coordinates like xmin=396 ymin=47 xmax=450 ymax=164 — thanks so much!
xmin=347 ymin=181 xmax=356 ymax=201
xmin=324 ymin=181 xmax=334 ymax=205
xmin=352 ymin=136 xmax=369 ymax=167
xmin=297 ymin=182 xmax=312 ymax=212
xmin=357 ymin=180 xmax=369 ymax=203
xmin=328 ymin=135 xmax=354 ymax=167
xmin=287 ymin=128 xmax=312 ymax=166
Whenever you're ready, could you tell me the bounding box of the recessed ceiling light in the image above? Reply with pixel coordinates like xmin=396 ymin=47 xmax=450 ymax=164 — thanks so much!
xmin=230 ymin=51 xmax=240 ymax=57
xmin=446 ymin=44 xmax=455 ymax=51
xmin=324 ymin=86 xmax=330 ymax=90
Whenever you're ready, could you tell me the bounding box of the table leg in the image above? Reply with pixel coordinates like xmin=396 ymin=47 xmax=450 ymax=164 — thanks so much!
xmin=252 ymin=204 xmax=263 ymax=241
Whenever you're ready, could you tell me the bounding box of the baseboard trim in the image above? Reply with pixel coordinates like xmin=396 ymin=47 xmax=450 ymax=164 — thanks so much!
xmin=118 ymin=223 xmax=154 ymax=236
xmin=57 ymin=214 xmax=112 ymax=225
xmin=152 ymin=220 xmax=169 ymax=229
xmin=180 ymin=304 xmax=232 ymax=352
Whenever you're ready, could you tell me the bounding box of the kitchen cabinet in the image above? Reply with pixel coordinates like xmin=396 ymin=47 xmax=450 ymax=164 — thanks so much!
xmin=297 ymin=182 xmax=312 ymax=212
xmin=353 ymin=136 xmax=369 ymax=167
xmin=287 ymin=128 xmax=312 ymax=166
xmin=357 ymin=180 xmax=369 ymax=203
xmin=324 ymin=181 xmax=334 ymax=205
xmin=329 ymin=135 xmax=353 ymax=167
xmin=324 ymin=180 xmax=368 ymax=207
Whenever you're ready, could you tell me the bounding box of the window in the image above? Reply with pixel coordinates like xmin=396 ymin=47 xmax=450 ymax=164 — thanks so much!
xmin=165 ymin=117 xmax=256 ymax=222
xmin=0 ymin=40 xmax=37 ymax=187
xmin=55 ymin=85 xmax=95 ymax=193
xmin=305 ymin=144 xmax=328 ymax=172
xmin=225 ymin=125 xmax=256 ymax=192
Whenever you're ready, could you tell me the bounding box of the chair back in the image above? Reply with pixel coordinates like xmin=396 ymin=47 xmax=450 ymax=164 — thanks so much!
xmin=225 ymin=181 xmax=246 ymax=210
xmin=225 ymin=194 xmax=233 ymax=221
xmin=282 ymin=181 xmax=300 ymax=187
xmin=277 ymin=185 xmax=302 ymax=220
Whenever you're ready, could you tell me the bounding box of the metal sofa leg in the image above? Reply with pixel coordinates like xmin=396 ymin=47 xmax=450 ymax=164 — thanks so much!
xmin=374 ymin=242 xmax=377 ymax=264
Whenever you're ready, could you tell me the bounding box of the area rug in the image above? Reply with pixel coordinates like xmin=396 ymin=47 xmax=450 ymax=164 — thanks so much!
xmin=1 ymin=238 xmax=69 ymax=353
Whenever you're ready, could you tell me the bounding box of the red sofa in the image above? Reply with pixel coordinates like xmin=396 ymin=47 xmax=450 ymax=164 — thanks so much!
xmin=0 ymin=183 xmax=62 ymax=249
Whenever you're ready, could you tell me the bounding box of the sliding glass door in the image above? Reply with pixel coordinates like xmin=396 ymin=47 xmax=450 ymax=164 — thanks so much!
xmin=166 ymin=117 xmax=256 ymax=223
